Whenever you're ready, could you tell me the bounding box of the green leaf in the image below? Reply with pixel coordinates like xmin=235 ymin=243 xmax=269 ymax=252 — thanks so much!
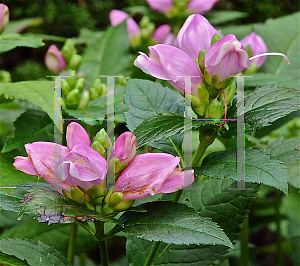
xmin=124 ymin=79 xmax=184 ymax=155
xmin=126 ymin=179 xmax=259 ymax=266
xmin=0 ymin=253 xmax=29 ymax=266
xmin=2 ymin=110 xmax=53 ymax=153
xmin=133 ymin=113 xmax=208 ymax=148
xmin=195 ymin=149 xmax=288 ymax=194
xmin=208 ymin=11 xmax=248 ymax=25
xmin=249 ymin=12 xmax=300 ymax=89
xmin=1 ymin=219 xmax=97 ymax=258
xmin=80 ymin=22 xmax=130 ymax=90
xmin=220 ymin=86 xmax=300 ymax=138
xmin=3 ymin=18 xmax=44 ymax=34
xmin=0 ymin=81 xmax=56 ymax=122
xmin=120 ymin=201 xmax=233 ymax=247
xmin=0 ymin=239 xmax=71 ymax=266
xmin=265 ymin=138 xmax=300 ymax=164
xmin=0 ymin=33 xmax=44 ymax=53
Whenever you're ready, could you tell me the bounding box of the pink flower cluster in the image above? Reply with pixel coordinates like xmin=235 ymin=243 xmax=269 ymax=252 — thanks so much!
xmin=14 ymin=123 xmax=194 ymax=203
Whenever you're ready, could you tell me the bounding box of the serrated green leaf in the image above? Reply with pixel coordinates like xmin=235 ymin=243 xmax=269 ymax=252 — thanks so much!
xmin=1 ymin=219 xmax=97 ymax=258
xmin=120 ymin=201 xmax=233 ymax=247
xmin=195 ymin=149 xmax=288 ymax=194
xmin=0 ymin=81 xmax=56 ymax=122
xmin=124 ymin=79 xmax=184 ymax=155
xmin=126 ymin=179 xmax=260 ymax=266
xmin=265 ymin=138 xmax=300 ymax=164
xmin=80 ymin=22 xmax=130 ymax=90
xmin=0 ymin=33 xmax=44 ymax=53
xmin=220 ymin=86 xmax=300 ymax=138
xmin=0 ymin=239 xmax=70 ymax=266
xmin=2 ymin=110 xmax=53 ymax=153
xmin=0 ymin=253 xmax=29 ymax=266
xmin=133 ymin=113 xmax=208 ymax=148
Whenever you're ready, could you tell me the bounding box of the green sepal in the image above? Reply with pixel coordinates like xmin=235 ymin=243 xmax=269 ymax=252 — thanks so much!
xmin=86 ymin=184 xmax=107 ymax=198
xmin=91 ymin=196 xmax=105 ymax=205
xmin=70 ymin=187 xmax=85 ymax=205
xmin=101 ymin=205 xmax=115 ymax=216
xmin=62 ymin=190 xmax=71 ymax=199
xmin=211 ymin=33 xmax=222 ymax=45
xmin=91 ymin=141 xmax=106 ymax=158
xmin=84 ymin=201 xmax=95 ymax=211
xmin=204 ymin=69 xmax=232 ymax=94
xmin=113 ymin=200 xmax=135 ymax=212
xmin=242 ymin=63 xmax=258 ymax=74
xmin=197 ymin=49 xmax=207 ymax=74
xmin=192 ymin=83 xmax=210 ymax=117
xmin=218 ymin=81 xmax=236 ymax=107
xmin=108 ymin=192 xmax=123 ymax=208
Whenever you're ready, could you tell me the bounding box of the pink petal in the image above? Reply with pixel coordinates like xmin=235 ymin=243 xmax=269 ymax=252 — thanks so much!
xmin=114 ymin=132 xmax=137 ymax=164
xmin=13 ymin=156 xmax=37 ymax=176
xmin=146 ymin=0 xmax=173 ymax=14
xmin=114 ymin=153 xmax=181 ymax=201
xmin=152 ymin=24 xmax=172 ymax=43
xmin=186 ymin=0 xmax=219 ymax=14
xmin=109 ymin=9 xmax=128 ymax=26
xmin=44 ymin=45 xmax=66 ymax=74
xmin=66 ymin=122 xmax=91 ymax=150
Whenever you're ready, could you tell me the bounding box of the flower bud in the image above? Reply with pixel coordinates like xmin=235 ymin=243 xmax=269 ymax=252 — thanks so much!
xmin=67 ymin=70 xmax=77 ymax=89
xmin=114 ymin=132 xmax=137 ymax=165
xmin=152 ymin=24 xmax=174 ymax=45
xmin=0 ymin=70 xmax=12 ymax=83
xmin=70 ymin=186 xmax=85 ymax=205
xmin=69 ymin=54 xmax=82 ymax=71
xmin=66 ymin=88 xmax=80 ymax=109
xmin=241 ymin=32 xmax=267 ymax=68
xmin=61 ymin=79 xmax=71 ymax=97
xmin=146 ymin=0 xmax=173 ymax=14
xmin=95 ymin=129 xmax=113 ymax=158
xmin=89 ymin=87 xmax=99 ymax=101
xmin=205 ymin=98 xmax=224 ymax=119
xmin=192 ymin=84 xmax=210 ymax=117
xmin=61 ymin=98 xmax=66 ymax=109
xmin=74 ymin=78 xmax=85 ymax=93
xmin=78 ymin=90 xmax=89 ymax=110
xmin=186 ymin=0 xmax=219 ymax=14
xmin=45 ymin=45 xmax=66 ymax=74
xmin=61 ymin=39 xmax=76 ymax=62
xmin=205 ymin=34 xmax=250 ymax=82
xmin=92 ymin=78 xmax=103 ymax=95
xmin=0 ymin=4 xmax=9 ymax=33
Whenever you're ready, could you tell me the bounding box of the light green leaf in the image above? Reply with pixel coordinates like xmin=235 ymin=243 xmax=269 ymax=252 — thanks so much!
xmin=2 ymin=110 xmax=53 ymax=153
xmin=124 ymin=79 xmax=184 ymax=156
xmin=209 ymin=11 xmax=248 ymax=25
xmin=80 ymin=22 xmax=130 ymax=90
xmin=195 ymin=149 xmax=288 ymax=194
xmin=120 ymin=201 xmax=233 ymax=247
xmin=0 ymin=239 xmax=71 ymax=266
xmin=0 ymin=81 xmax=56 ymax=122
xmin=0 ymin=33 xmax=44 ymax=53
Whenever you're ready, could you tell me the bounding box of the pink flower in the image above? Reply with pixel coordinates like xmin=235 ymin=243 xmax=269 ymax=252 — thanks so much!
xmin=176 ymin=14 xmax=222 ymax=60
xmin=205 ymin=34 xmax=250 ymax=81
xmin=13 ymin=123 xmax=108 ymax=193
xmin=186 ymin=0 xmax=219 ymax=14
xmin=0 ymin=4 xmax=9 ymax=33
xmin=109 ymin=9 xmax=140 ymax=38
xmin=241 ymin=32 xmax=268 ymax=68
xmin=45 ymin=45 xmax=66 ymax=74
xmin=113 ymin=153 xmax=194 ymax=201
xmin=146 ymin=0 xmax=173 ymax=14
xmin=114 ymin=132 xmax=137 ymax=164
xmin=152 ymin=24 xmax=174 ymax=45
xmin=134 ymin=44 xmax=202 ymax=94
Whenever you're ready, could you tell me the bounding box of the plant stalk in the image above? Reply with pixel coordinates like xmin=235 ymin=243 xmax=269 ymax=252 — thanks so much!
xmin=67 ymin=222 xmax=78 ymax=264
xmin=275 ymin=190 xmax=283 ymax=266
xmin=240 ymin=217 xmax=249 ymax=266
xmin=94 ymin=221 xmax=109 ymax=266
xmin=143 ymin=242 xmax=161 ymax=266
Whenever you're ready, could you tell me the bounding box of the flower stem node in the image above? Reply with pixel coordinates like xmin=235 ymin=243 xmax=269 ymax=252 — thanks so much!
xmin=192 ymin=84 xmax=210 ymax=117
xmin=204 ymin=97 xmax=224 ymax=120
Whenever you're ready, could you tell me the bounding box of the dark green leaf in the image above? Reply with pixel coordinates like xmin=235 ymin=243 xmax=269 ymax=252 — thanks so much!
xmin=80 ymin=22 xmax=130 ymax=90
xmin=124 ymin=79 xmax=184 ymax=155
xmin=2 ymin=110 xmax=53 ymax=153
xmin=0 ymin=239 xmax=70 ymax=266
xmin=0 ymin=33 xmax=44 ymax=53
xmin=265 ymin=138 xmax=300 ymax=164
xmin=195 ymin=149 xmax=288 ymax=194
xmin=120 ymin=201 xmax=233 ymax=247
xmin=0 ymin=81 xmax=56 ymax=121
xmin=0 ymin=253 xmax=29 ymax=266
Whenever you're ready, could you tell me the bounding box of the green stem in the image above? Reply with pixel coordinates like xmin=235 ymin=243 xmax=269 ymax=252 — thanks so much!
xmin=240 ymin=217 xmax=249 ymax=266
xmin=143 ymin=242 xmax=161 ymax=266
xmin=192 ymin=125 xmax=218 ymax=167
xmin=75 ymin=220 xmax=96 ymax=235
xmin=94 ymin=221 xmax=109 ymax=266
xmin=275 ymin=190 xmax=283 ymax=266
xmin=67 ymin=222 xmax=78 ymax=264
xmin=102 ymin=225 xmax=123 ymax=241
